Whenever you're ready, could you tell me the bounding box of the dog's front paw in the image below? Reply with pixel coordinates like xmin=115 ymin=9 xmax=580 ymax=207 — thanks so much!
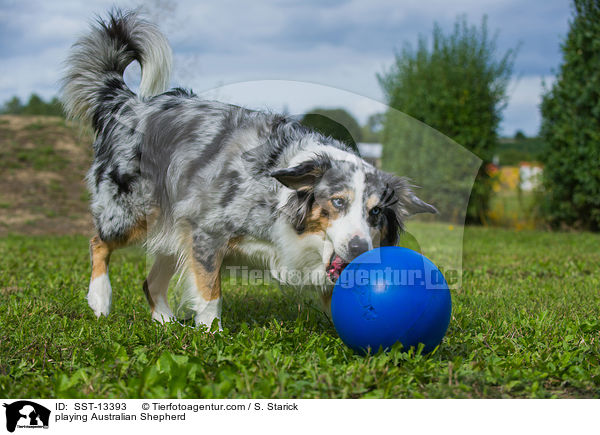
xmin=192 ymin=297 xmax=222 ymax=331
xmin=152 ymin=311 xmax=176 ymax=324
xmin=195 ymin=316 xmax=223 ymax=332
xmin=87 ymin=275 xmax=112 ymax=317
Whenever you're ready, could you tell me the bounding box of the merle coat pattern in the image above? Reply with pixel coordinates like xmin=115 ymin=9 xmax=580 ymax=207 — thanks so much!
xmin=61 ymin=10 xmax=436 ymax=329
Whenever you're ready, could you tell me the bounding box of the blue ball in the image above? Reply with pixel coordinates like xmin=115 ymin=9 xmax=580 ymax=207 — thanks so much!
xmin=331 ymin=246 xmax=451 ymax=355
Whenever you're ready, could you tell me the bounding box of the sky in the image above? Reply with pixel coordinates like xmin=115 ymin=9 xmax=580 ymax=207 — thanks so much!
xmin=0 ymin=0 xmax=572 ymax=136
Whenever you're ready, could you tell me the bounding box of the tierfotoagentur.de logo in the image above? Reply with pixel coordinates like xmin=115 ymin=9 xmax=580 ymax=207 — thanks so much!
xmin=3 ymin=401 xmax=50 ymax=433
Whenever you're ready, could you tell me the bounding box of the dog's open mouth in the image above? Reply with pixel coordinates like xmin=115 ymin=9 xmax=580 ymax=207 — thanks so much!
xmin=326 ymin=253 xmax=349 ymax=283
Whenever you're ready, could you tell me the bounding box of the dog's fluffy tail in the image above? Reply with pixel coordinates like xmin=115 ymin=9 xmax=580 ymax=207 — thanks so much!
xmin=61 ymin=9 xmax=172 ymax=125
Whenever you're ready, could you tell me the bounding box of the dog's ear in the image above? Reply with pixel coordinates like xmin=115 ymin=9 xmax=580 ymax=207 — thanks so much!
xmin=271 ymin=156 xmax=331 ymax=233
xmin=270 ymin=157 xmax=331 ymax=191
xmin=382 ymin=173 xmax=437 ymax=217
xmin=379 ymin=174 xmax=436 ymax=246
xmin=403 ymin=192 xmax=438 ymax=215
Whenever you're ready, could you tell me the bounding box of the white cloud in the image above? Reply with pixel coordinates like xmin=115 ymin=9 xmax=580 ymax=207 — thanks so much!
xmin=0 ymin=47 xmax=67 ymax=101
xmin=501 ymin=75 xmax=555 ymax=137
xmin=0 ymin=0 xmax=570 ymax=136
xmin=197 ymin=80 xmax=388 ymax=124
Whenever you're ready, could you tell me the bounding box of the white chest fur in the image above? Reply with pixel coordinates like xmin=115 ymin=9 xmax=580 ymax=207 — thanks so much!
xmin=223 ymin=220 xmax=331 ymax=289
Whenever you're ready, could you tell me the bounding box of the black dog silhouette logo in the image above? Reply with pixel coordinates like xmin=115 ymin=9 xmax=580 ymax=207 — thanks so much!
xmin=3 ymin=401 xmax=50 ymax=432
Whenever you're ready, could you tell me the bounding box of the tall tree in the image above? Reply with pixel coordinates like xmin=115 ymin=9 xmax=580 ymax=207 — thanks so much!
xmin=1 ymin=96 xmax=23 ymax=114
xmin=378 ymin=16 xmax=516 ymax=223
xmin=1 ymin=94 xmax=64 ymax=117
xmin=540 ymin=0 xmax=600 ymax=231
xmin=301 ymin=108 xmax=361 ymax=152
xmin=361 ymin=113 xmax=385 ymax=143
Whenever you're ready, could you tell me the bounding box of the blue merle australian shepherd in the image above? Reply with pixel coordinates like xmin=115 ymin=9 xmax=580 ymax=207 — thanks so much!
xmin=61 ymin=10 xmax=436 ymax=330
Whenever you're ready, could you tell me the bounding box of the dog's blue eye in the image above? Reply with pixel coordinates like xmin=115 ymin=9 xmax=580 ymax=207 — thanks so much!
xmin=331 ymin=198 xmax=346 ymax=209
xmin=370 ymin=207 xmax=381 ymax=216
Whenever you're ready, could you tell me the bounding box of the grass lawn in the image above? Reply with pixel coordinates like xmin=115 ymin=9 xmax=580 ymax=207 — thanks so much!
xmin=0 ymin=223 xmax=599 ymax=398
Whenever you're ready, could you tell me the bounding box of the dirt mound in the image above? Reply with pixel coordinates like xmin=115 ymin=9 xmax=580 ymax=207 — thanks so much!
xmin=0 ymin=115 xmax=95 ymax=236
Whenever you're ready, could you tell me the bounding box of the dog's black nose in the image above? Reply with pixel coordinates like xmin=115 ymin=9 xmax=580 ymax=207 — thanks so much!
xmin=348 ymin=236 xmax=369 ymax=260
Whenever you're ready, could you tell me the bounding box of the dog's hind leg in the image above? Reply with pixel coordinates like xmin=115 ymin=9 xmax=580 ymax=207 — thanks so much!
xmin=143 ymin=254 xmax=176 ymax=323
xmin=88 ymin=235 xmax=114 ymax=317
xmin=88 ymin=221 xmax=147 ymax=317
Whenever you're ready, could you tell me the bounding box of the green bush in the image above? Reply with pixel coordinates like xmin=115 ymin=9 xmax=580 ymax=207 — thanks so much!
xmin=540 ymin=0 xmax=600 ymax=231
xmin=1 ymin=94 xmax=64 ymax=117
xmin=360 ymin=113 xmax=385 ymax=143
xmin=495 ymin=137 xmax=548 ymax=166
xmin=378 ymin=16 xmax=517 ymax=224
